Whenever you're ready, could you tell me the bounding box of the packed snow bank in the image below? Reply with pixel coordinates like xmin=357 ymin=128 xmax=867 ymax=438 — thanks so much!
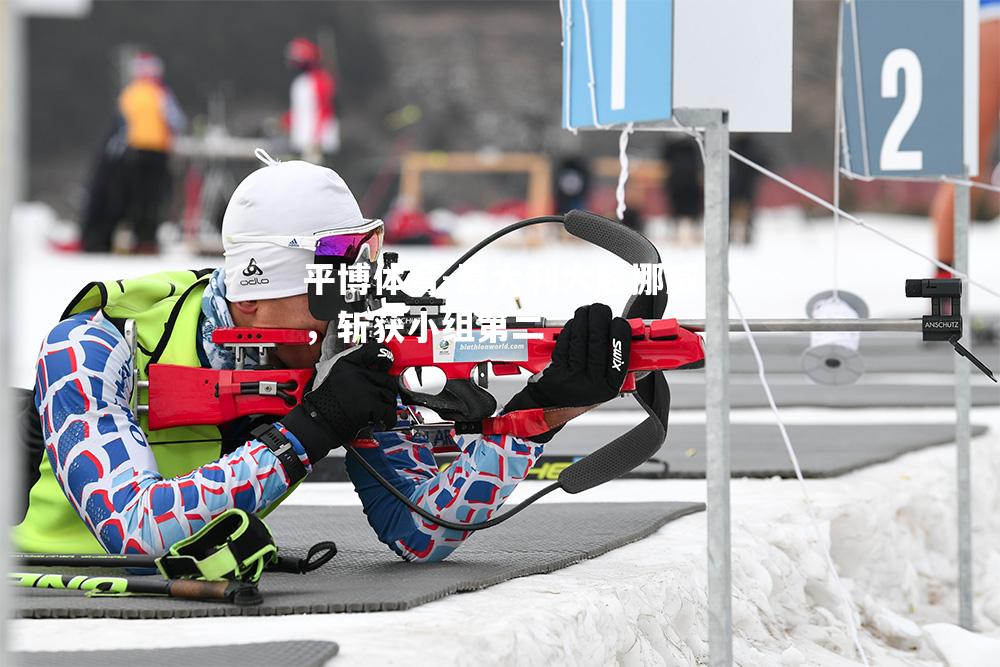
xmin=12 ymin=427 xmax=1000 ymax=666
xmin=575 ymin=426 xmax=1000 ymax=666
xmin=924 ymin=623 xmax=1000 ymax=667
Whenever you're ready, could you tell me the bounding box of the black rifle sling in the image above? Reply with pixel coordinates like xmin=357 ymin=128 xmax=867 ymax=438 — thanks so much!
xmin=349 ymin=211 xmax=675 ymax=527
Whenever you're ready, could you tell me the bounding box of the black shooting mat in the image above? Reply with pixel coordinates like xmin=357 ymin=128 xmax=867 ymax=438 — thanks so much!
xmin=309 ymin=422 xmax=986 ymax=482
xmin=538 ymin=422 xmax=989 ymax=478
xmin=14 ymin=641 xmax=340 ymax=667
xmin=14 ymin=502 xmax=703 ymax=619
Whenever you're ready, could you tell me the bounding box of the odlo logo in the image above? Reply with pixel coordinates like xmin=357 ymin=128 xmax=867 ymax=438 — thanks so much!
xmin=240 ymin=258 xmax=269 ymax=286
xmin=242 ymin=258 xmax=263 ymax=276
xmin=611 ymin=338 xmax=624 ymax=371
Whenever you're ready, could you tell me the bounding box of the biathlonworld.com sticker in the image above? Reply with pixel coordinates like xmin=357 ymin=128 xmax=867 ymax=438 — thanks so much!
xmin=432 ymin=330 xmax=529 ymax=363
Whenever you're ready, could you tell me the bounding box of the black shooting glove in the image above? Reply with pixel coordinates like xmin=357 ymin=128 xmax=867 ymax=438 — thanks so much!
xmin=503 ymin=303 xmax=631 ymax=443
xmin=282 ymin=343 xmax=398 ymax=464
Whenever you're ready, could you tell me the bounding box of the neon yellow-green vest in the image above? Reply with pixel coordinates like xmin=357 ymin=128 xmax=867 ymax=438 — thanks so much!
xmin=15 ymin=269 xmax=225 ymax=553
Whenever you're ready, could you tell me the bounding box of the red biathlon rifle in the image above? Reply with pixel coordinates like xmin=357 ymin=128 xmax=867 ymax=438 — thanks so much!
xmin=133 ymin=211 xmax=996 ymax=531
xmin=135 ymin=211 xmax=692 ymax=531
xmin=134 ymin=211 xmax=994 ymax=532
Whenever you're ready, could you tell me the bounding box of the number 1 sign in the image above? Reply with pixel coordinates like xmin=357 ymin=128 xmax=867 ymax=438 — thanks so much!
xmin=840 ymin=0 xmax=979 ymax=179
xmin=562 ymin=0 xmax=674 ymax=129
xmin=562 ymin=0 xmax=793 ymax=133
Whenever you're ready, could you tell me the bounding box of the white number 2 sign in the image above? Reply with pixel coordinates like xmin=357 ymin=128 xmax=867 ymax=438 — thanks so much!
xmin=879 ymin=48 xmax=923 ymax=171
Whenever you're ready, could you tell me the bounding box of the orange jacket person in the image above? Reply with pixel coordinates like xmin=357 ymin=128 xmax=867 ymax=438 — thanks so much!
xmin=117 ymin=52 xmax=186 ymax=254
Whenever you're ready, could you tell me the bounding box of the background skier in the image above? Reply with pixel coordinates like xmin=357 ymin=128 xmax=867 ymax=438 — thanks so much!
xmin=286 ymin=37 xmax=340 ymax=163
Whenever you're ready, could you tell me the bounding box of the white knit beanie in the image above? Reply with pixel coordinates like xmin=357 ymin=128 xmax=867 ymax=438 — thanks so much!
xmin=222 ymin=154 xmax=365 ymax=301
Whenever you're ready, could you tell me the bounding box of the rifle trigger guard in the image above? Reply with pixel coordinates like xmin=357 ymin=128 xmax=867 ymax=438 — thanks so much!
xmin=399 ymin=379 xmax=498 ymax=422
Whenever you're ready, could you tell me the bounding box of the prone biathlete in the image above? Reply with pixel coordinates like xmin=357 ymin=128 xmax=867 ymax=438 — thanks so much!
xmin=14 ymin=157 xmax=627 ymax=562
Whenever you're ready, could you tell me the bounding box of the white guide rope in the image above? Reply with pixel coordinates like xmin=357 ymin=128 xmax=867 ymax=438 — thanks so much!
xmin=679 ymin=129 xmax=995 ymax=298
xmin=568 ymin=0 xmax=631 ymax=218
xmin=838 ymin=93 xmax=855 ymax=176
xmin=685 ymin=127 xmax=870 ymax=662
xmin=847 ymin=0 xmax=872 ymax=176
xmin=561 ymin=0 xmax=617 ymax=133
xmin=675 ymin=126 xmax=998 ymax=658
xmin=615 ymin=123 xmax=634 ymax=221
xmin=579 ymin=0 xmax=607 ymax=129
xmin=832 ymin=0 xmax=847 ymax=298
xmin=559 ymin=4 xmax=986 ymax=656
xmin=730 ymin=291 xmax=872 ymax=666
xmin=730 ymin=150 xmax=1000 ymax=300
xmin=842 ymin=169 xmax=1000 ymax=195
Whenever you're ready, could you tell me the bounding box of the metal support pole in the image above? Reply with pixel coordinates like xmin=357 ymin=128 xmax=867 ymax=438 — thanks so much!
xmin=705 ymin=110 xmax=731 ymax=667
xmin=954 ymin=181 xmax=973 ymax=630
xmin=677 ymin=108 xmax=731 ymax=666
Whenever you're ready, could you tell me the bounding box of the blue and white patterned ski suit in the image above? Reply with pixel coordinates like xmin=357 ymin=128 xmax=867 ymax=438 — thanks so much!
xmin=34 ymin=269 xmax=542 ymax=561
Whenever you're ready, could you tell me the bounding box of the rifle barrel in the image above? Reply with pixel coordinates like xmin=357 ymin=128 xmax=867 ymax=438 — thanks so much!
xmin=541 ymin=318 xmax=921 ymax=333
xmin=675 ymin=318 xmax=923 ymax=333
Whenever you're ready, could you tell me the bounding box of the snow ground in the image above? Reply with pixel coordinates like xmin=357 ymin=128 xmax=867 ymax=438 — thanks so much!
xmin=10 ymin=427 xmax=1000 ymax=666
xmin=8 ymin=204 xmax=1000 ymax=665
